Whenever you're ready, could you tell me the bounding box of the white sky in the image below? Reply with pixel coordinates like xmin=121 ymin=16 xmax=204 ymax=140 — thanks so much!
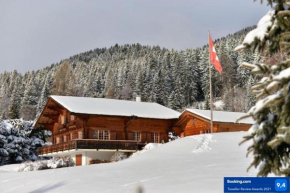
xmin=0 ymin=0 xmax=270 ymax=73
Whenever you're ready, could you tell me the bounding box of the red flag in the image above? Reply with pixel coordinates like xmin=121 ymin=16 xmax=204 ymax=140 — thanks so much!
xmin=209 ymin=35 xmax=222 ymax=74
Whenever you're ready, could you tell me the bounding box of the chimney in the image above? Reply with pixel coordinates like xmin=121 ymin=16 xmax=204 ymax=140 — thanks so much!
xmin=136 ymin=96 xmax=141 ymax=102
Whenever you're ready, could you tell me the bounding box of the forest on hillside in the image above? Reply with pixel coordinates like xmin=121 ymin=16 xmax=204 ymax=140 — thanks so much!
xmin=0 ymin=27 xmax=261 ymax=121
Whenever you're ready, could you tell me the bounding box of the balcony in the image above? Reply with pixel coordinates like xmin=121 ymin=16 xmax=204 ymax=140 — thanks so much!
xmin=38 ymin=140 xmax=143 ymax=155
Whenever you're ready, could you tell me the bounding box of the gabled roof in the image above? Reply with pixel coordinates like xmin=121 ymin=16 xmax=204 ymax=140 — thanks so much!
xmin=50 ymin=95 xmax=181 ymax=119
xmin=185 ymin=109 xmax=254 ymax=124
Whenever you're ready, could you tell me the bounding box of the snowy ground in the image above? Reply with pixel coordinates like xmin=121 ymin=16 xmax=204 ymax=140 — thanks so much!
xmin=0 ymin=132 xmax=257 ymax=193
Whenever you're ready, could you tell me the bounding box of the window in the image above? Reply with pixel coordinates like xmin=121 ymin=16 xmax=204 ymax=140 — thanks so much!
xmin=56 ymin=137 xmax=60 ymax=144
xmin=93 ymin=130 xmax=97 ymax=139
xmin=99 ymin=130 xmax=104 ymax=139
xmin=93 ymin=130 xmax=110 ymax=140
xmin=71 ymin=132 xmax=78 ymax=140
xmin=63 ymin=135 xmax=67 ymax=142
xmin=151 ymin=132 xmax=159 ymax=143
xmin=104 ymin=131 xmax=109 ymax=140
xmin=78 ymin=131 xmax=83 ymax=139
xmin=60 ymin=115 xmax=66 ymax=124
xmin=133 ymin=131 xmax=141 ymax=142
xmin=70 ymin=115 xmax=75 ymax=121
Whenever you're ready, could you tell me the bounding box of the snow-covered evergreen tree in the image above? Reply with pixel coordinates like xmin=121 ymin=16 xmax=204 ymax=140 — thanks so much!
xmin=168 ymin=91 xmax=180 ymax=110
xmin=0 ymin=119 xmax=51 ymax=165
xmin=20 ymin=74 xmax=38 ymax=120
xmin=152 ymin=70 xmax=165 ymax=105
xmin=36 ymin=77 xmax=51 ymax=117
xmin=236 ymin=0 xmax=290 ymax=176
xmin=0 ymin=27 xmax=259 ymax=119
xmin=8 ymin=92 xmax=20 ymax=119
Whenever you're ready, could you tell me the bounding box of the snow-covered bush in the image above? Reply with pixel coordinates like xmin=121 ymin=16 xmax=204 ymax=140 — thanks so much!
xmin=168 ymin=132 xmax=179 ymax=141
xmin=0 ymin=119 xmax=51 ymax=165
xmin=110 ymin=152 xmax=128 ymax=162
xmin=131 ymin=143 xmax=162 ymax=157
xmin=17 ymin=161 xmax=45 ymax=172
xmin=17 ymin=156 xmax=74 ymax=172
xmin=47 ymin=156 xmax=74 ymax=169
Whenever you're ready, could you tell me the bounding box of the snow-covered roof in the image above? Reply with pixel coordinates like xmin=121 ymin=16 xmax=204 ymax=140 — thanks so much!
xmin=50 ymin=96 xmax=180 ymax=119
xmin=185 ymin=109 xmax=254 ymax=124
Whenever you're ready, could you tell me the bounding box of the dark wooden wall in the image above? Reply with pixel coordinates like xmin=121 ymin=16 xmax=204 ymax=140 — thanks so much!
xmin=174 ymin=111 xmax=251 ymax=137
xmin=86 ymin=116 xmax=172 ymax=143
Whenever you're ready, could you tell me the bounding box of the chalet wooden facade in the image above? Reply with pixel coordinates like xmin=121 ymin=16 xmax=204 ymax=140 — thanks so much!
xmin=35 ymin=96 xmax=180 ymax=166
xmin=173 ymin=109 xmax=254 ymax=137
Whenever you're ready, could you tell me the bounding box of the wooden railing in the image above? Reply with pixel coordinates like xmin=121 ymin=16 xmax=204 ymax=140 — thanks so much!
xmin=38 ymin=140 xmax=142 ymax=155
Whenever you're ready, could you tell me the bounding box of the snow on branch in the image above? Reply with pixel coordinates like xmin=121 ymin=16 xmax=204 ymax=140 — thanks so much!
xmin=278 ymin=10 xmax=290 ymax=16
xmin=241 ymin=62 xmax=271 ymax=74
xmin=240 ymin=62 xmax=255 ymax=70
xmin=273 ymin=67 xmax=290 ymax=81
xmin=0 ymin=119 xmax=51 ymax=165
xmin=234 ymin=10 xmax=274 ymax=52
xmin=248 ymin=90 xmax=283 ymax=115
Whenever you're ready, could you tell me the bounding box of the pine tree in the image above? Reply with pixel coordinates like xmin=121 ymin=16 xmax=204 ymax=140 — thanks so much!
xmin=198 ymin=48 xmax=210 ymax=98
xmin=245 ymin=76 xmax=255 ymax=111
xmin=134 ymin=68 xmax=144 ymax=97
xmin=203 ymin=96 xmax=210 ymax=110
xmin=20 ymin=76 xmax=38 ymax=120
xmin=236 ymin=0 xmax=290 ymax=176
xmin=36 ymin=77 xmax=51 ymax=116
xmin=8 ymin=90 xmax=20 ymax=119
xmin=142 ymin=64 xmax=153 ymax=102
xmin=168 ymin=91 xmax=180 ymax=110
xmin=187 ymin=49 xmax=200 ymax=104
xmin=152 ymin=70 xmax=165 ymax=105
xmin=8 ymin=75 xmax=21 ymax=119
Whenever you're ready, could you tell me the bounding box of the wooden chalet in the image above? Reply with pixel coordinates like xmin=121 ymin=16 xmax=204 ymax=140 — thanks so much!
xmin=35 ymin=96 xmax=180 ymax=166
xmin=173 ymin=109 xmax=254 ymax=137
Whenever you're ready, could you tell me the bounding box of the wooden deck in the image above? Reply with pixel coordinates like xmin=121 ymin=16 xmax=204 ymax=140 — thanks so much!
xmin=38 ymin=140 xmax=143 ymax=155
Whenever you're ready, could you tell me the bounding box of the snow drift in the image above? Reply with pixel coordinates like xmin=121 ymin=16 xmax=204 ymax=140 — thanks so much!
xmin=0 ymin=132 xmax=257 ymax=193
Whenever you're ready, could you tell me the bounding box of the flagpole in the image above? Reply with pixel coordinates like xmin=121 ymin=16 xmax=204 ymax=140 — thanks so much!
xmin=208 ymin=30 xmax=214 ymax=134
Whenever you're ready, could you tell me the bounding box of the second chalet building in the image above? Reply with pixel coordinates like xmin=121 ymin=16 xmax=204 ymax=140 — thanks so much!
xmin=173 ymin=109 xmax=254 ymax=136
xmin=35 ymin=96 xmax=181 ymax=166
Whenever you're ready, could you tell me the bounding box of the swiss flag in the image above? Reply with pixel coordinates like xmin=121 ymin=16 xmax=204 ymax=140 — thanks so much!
xmin=209 ymin=35 xmax=222 ymax=74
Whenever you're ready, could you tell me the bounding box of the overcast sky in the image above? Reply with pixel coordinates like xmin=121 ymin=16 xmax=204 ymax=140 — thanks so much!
xmin=0 ymin=0 xmax=269 ymax=74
